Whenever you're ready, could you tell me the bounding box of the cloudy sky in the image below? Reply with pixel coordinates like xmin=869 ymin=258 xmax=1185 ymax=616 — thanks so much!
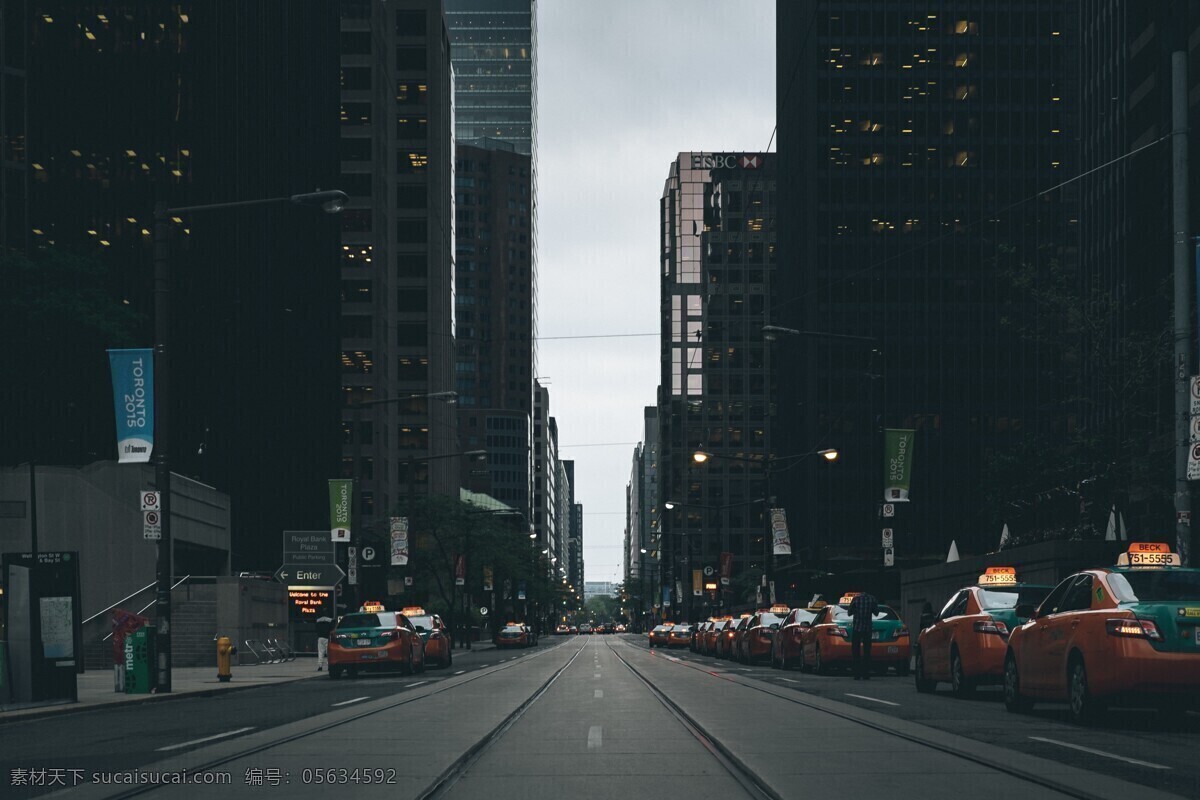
xmin=536 ymin=1 xmax=777 ymax=583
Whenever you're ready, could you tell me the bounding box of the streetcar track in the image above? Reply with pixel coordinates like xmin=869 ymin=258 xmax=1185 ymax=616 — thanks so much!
xmin=605 ymin=640 xmax=777 ymax=800
xmin=90 ymin=639 xmax=579 ymax=800
xmin=620 ymin=638 xmax=1103 ymax=800
xmin=416 ymin=640 xmax=588 ymax=799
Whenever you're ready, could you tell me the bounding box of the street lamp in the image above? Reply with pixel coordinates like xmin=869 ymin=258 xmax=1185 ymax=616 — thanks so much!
xmin=150 ymin=188 xmax=346 ymax=694
xmin=689 ymin=448 xmax=838 ymax=607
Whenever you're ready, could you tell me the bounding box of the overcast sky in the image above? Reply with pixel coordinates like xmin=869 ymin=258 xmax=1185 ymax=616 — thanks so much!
xmin=536 ymin=1 xmax=777 ymax=584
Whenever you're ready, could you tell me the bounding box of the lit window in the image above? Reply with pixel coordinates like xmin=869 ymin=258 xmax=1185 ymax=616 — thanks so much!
xmin=955 ymin=53 xmax=971 ymax=68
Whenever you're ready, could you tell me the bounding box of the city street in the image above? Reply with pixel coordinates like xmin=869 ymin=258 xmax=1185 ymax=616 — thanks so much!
xmin=3 ymin=635 xmax=1193 ymax=799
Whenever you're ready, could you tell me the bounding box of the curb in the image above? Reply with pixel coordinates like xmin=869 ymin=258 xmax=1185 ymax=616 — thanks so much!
xmin=0 ymin=672 xmax=319 ymax=726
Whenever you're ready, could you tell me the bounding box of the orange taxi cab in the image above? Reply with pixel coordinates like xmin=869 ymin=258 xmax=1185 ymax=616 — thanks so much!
xmin=717 ymin=615 xmax=750 ymax=660
xmin=798 ymin=593 xmax=910 ymax=675
xmin=703 ymin=617 xmax=732 ymax=655
xmin=667 ymin=623 xmax=694 ymax=648
xmin=914 ymin=569 xmax=1051 ymax=695
xmin=1004 ymin=543 xmax=1200 ymax=723
xmin=400 ymin=607 xmax=453 ymax=669
xmin=692 ymin=620 xmax=713 ymax=652
xmin=328 ymin=603 xmax=426 ymax=679
xmin=648 ymin=623 xmax=673 ymax=648
xmin=495 ymin=622 xmax=532 ymax=648
xmin=771 ymin=604 xmax=822 ymax=670
xmin=736 ymin=606 xmax=789 ymax=664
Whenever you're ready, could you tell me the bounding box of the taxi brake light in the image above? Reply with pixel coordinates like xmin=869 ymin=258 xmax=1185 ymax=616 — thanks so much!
xmin=1105 ymin=618 xmax=1163 ymax=641
xmin=972 ymin=620 xmax=1008 ymax=636
xmin=827 ymin=627 xmax=849 ymax=639
xmin=895 ymin=627 xmax=909 ymax=638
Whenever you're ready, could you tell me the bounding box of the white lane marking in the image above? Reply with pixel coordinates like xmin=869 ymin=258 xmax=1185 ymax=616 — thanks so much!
xmin=779 ymin=678 xmax=799 ymax=683
xmin=594 ymin=672 xmax=601 ymax=678
xmin=331 ymin=696 xmax=369 ymax=707
xmin=844 ymin=693 xmax=900 ymax=706
xmin=406 ymin=681 xmax=427 ymax=687
xmin=156 ymin=727 xmax=256 ymax=752
xmin=1028 ymin=737 xmax=1172 ymax=769
xmin=666 ymin=656 xmax=680 ymax=662
xmin=480 ymin=664 xmax=489 ymax=667
xmin=454 ymin=670 xmax=465 ymax=675
xmin=587 ymin=725 xmax=603 ymax=750
xmin=594 ymin=689 xmax=604 ymax=698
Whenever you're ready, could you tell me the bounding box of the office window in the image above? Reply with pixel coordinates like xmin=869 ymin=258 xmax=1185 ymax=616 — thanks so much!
xmin=398 ymin=252 xmax=426 ymax=277
xmin=396 ymin=357 xmax=429 ymax=382
xmin=396 ymin=10 xmax=426 ymax=35
xmin=341 ymin=67 xmax=370 ymax=90
xmin=341 ymin=31 xmax=370 ymax=55
xmin=397 ymin=219 xmax=426 ymax=244
xmin=397 ymin=288 xmax=427 ymax=313
xmin=397 ymin=185 xmax=425 ymax=208
xmin=341 ymin=315 xmax=372 ymax=339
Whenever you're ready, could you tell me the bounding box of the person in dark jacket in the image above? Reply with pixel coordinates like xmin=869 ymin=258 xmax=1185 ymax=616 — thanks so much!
xmin=847 ymin=592 xmax=879 ymax=680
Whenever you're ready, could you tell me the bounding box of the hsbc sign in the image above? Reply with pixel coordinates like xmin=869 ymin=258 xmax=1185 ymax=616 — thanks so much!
xmin=691 ymin=153 xmax=764 ymax=170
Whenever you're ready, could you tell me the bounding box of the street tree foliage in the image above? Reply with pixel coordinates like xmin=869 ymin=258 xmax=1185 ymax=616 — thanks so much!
xmin=0 ymin=246 xmax=146 ymax=465
xmin=984 ymin=245 xmax=1172 ymax=546
xmin=368 ymin=495 xmax=566 ymax=633
xmin=583 ymin=594 xmax=622 ymax=622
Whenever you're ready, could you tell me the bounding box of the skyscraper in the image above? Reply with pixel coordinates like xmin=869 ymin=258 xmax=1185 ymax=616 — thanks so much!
xmin=1 ymin=1 xmax=342 ymax=571
xmin=774 ymin=2 xmax=1076 ymax=576
xmin=339 ymin=0 xmax=458 ymax=547
xmin=658 ymin=152 xmax=777 ymax=618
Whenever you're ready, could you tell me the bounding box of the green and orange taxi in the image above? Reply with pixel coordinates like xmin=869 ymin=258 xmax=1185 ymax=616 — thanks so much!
xmin=798 ymin=593 xmax=910 ymax=675
xmin=328 ymin=603 xmax=426 ymax=679
xmin=914 ymin=568 xmax=1052 ymax=695
xmin=400 ymin=606 xmax=452 ymax=669
xmin=1004 ymin=542 xmax=1200 ymax=723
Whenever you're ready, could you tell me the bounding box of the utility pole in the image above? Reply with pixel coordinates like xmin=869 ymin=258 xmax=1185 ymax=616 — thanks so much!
xmin=1173 ymin=38 xmax=1193 ymax=565
xmin=152 ymin=202 xmax=173 ymax=694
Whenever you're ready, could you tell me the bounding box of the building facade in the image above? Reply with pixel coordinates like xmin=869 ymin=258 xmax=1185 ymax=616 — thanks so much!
xmin=625 ymin=406 xmax=659 ymax=618
xmin=658 ymin=152 xmax=778 ymax=619
xmin=774 ymin=2 xmax=1077 ymax=586
xmin=339 ymin=0 xmax=459 ymax=549
xmin=1 ymin=1 xmax=342 ymax=571
xmin=453 ymin=141 xmax=534 ymax=510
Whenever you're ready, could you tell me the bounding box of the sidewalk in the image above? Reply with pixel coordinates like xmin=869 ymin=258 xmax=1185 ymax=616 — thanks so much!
xmin=0 ymin=657 xmax=320 ymax=724
xmin=0 ymin=639 xmax=510 ymax=724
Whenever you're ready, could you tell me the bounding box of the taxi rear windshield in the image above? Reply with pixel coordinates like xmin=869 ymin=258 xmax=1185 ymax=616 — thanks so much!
xmin=502 ymin=625 xmax=525 ymax=633
xmin=758 ymin=613 xmax=786 ymax=627
xmin=1109 ymin=570 xmax=1200 ymax=603
xmin=408 ymin=615 xmax=434 ymax=631
xmin=979 ymin=587 xmax=1051 ymax=611
xmin=337 ymin=613 xmax=387 ymax=629
xmin=830 ymin=606 xmax=899 ymax=622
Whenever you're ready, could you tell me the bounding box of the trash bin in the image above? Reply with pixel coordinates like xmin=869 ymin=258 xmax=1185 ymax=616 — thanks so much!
xmin=124 ymin=626 xmax=157 ymax=694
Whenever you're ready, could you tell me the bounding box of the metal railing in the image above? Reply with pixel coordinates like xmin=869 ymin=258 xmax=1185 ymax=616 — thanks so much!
xmin=100 ymin=575 xmax=191 ymax=641
xmin=82 ymin=581 xmax=158 ymax=626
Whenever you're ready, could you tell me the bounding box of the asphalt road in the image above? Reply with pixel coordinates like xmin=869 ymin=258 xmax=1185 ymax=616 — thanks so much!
xmin=1 ymin=634 xmax=1195 ymax=800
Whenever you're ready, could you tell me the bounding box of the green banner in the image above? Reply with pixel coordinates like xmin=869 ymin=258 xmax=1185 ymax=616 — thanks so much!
xmin=328 ymin=479 xmax=353 ymax=542
xmin=884 ymin=429 xmax=915 ymax=502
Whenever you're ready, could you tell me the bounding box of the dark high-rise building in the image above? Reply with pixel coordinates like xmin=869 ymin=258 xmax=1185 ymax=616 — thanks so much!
xmin=446 ymin=1 xmax=537 ymax=519
xmin=775 ymin=2 xmax=1076 ymax=576
xmin=658 ymin=152 xmax=777 ymax=618
xmin=444 ymin=0 xmax=536 ymax=156
xmin=454 ymin=142 xmax=534 ymax=510
xmin=625 ymin=406 xmax=659 ymax=622
xmin=1074 ymin=2 xmax=1200 ymax=553
xmin=1 ymin=1 xmax=341 ymax=571
xmin=339 ymin=0 xmax=458 ymax=542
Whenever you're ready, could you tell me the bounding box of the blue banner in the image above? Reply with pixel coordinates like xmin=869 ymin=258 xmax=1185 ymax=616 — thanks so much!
xmin=662 ymin=585 xmax=672 ymax=608
xmin=107 ymin=349 xmax=154 ymax=463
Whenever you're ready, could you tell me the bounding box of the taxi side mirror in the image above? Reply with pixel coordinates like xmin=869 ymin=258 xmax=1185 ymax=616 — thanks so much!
xmin=919 ymin=612 xmax=934 ymax=629
xmin=799 ymin=621 xmax=811 ymax=628
xmin=1015 ymin=603 xmax=1036 ymax=620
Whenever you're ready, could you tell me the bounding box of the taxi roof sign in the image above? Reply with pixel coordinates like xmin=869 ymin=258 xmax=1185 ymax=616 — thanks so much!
xmin=1117 ymin=542 xmax=1182 ymax=568
xmin=360 ymin=601 xmax=386 ymax=612
xmin=978 ymin=566 xmax=1018 ymax=586
xmin=769 ymin=604 xmax=790 ymax=614
xmin=838 ymin=592 xmax=861 ymax=605
xmin=400 ymin=606 xmax=428 ymax=616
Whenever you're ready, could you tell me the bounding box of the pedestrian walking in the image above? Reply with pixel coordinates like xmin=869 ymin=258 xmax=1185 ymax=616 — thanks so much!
xmin=315 ymin=616 xmax=333 ymax=671
xmin=847 ymin=591 xmax=879 ymax=680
